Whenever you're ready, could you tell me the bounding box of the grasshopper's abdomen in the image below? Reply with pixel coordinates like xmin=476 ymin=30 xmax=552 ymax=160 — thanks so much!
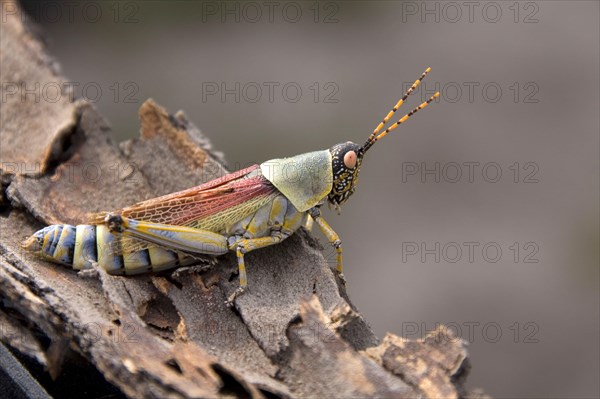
xmin=23 ymin=224 xmax=189 ymax=275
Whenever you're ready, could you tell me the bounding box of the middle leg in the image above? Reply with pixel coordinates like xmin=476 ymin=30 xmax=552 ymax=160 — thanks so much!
xmin=226 ymin=234 xmax=285 ymax=305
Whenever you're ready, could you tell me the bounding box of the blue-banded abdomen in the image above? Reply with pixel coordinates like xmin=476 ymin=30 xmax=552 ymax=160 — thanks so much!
xmin=22 ymin=224 xmax=192 ymax=275
xmin=23 ymin=195 xmax=309 ymax=275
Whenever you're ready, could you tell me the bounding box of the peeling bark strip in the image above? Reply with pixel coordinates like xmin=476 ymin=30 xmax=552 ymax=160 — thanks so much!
xmin=0 ymin=2 xmax=486 ymax=397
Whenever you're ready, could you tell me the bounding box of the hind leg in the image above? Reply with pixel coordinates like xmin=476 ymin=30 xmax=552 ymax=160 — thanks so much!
xmin=104 ymin=214 xmax=229 ymax=255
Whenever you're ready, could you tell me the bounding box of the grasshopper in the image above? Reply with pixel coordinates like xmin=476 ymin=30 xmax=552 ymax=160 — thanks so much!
xmin=23 ymin=68 xmax=440 ymax=305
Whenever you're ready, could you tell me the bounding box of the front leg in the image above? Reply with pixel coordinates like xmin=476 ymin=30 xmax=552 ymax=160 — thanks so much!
xmin=308 ymin=207 xmax=346 ymax=285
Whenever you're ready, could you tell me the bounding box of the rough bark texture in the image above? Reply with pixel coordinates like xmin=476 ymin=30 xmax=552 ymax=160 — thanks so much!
xmin=0 ymin=2 xmax=487 ymax=398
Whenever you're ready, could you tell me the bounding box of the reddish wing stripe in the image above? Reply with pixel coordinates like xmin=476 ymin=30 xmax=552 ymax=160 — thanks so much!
xmin=126 ymin=164 xmax=261 ymax=207
xmin=120 ymin=173 xmax=277 ymax=226
xmin=89 ymin=165 xmax=267 ymax=225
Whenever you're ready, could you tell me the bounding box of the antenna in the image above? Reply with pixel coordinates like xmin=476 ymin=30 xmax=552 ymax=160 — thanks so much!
xmin=360 ymin=68 xmax=439 ymax=154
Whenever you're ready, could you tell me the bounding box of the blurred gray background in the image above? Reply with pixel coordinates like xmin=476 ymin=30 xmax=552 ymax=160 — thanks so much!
xmin=19 ymin=1 xmax=599 ymax=397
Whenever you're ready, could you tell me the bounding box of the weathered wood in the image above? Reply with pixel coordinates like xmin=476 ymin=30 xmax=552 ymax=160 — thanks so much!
xmin=0 ymin=2 xmax=485 ymax=397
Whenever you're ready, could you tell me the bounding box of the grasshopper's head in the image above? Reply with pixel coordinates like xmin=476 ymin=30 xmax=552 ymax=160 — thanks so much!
xmin=327 ymin=141 xmax=363 ymax=207
xmin=327 ymin=68 xmax=440 ymax=210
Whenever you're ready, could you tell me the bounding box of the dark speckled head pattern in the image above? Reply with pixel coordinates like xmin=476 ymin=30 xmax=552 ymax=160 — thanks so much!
xmin=327 ymin=141 xmax=363 ymax=208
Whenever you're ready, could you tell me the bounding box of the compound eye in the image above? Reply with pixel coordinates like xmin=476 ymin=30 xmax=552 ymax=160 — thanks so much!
xmin=343 ymin=150 xmax=357 ymax=169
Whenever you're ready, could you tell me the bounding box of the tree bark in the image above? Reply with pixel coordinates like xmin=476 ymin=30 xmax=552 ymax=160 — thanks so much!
xmin=0 ymin=2 xmax=487 ymax=398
